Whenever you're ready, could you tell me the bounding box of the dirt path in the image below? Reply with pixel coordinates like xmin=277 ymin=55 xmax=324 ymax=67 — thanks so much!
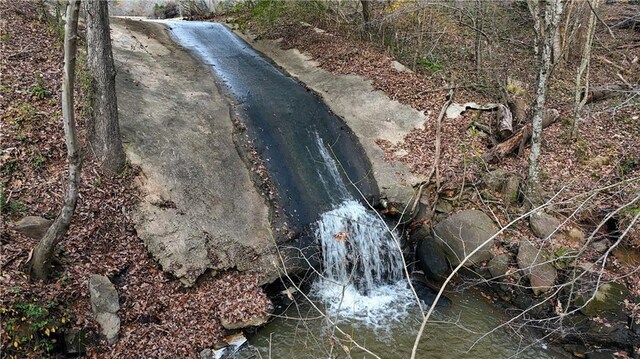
xmin=111 ymin=18 xmax=278 ymax=285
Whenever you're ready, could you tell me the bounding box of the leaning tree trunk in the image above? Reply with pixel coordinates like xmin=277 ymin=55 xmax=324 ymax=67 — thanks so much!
xmin=85 ymin=0 xmax=125 ymax=176
xmin=31 ymin=0 xmax=82 ymax=280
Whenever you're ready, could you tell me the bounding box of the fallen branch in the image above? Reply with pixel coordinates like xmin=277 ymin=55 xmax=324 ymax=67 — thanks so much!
xmin=482 ymin=109 xmax=559 ymax=163
xmin=582 ymin=84 xmax=628 ymax=104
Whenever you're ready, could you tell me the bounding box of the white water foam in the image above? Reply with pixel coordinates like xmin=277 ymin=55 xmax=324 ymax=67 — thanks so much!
xmin=312 ymin=200 xmax=412 ymax=326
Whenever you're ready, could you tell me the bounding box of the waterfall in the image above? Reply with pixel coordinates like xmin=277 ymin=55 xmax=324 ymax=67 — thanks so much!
xmin=316 ymin=200 xmax=404 ymax=294
xmin=312 ymin=133 xmax=411 ymax=323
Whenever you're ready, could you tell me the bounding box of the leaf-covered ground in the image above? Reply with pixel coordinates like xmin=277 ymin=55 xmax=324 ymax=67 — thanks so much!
xmin=1 ymin=2 xmax=270 ymax=357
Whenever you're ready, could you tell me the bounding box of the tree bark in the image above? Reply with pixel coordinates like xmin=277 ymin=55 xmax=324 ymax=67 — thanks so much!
xmin=30 ymin=0 xmax=82 ymax=281
xmin=85 ymin=0 xmax=125 ymax=176
xmin=495 ymin=104 xmax=513 ymax=140
xmin=361 ymin=0 xmax=371 ymax=26
xmin=572 ymin=0 xmax=598 ymax=139
xmin=526 ymin=0 xmax=564 ymax=195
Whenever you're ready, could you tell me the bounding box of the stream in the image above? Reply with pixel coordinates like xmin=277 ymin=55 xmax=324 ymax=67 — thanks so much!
xmin=164 ymin=21 xmax=568 ymax=358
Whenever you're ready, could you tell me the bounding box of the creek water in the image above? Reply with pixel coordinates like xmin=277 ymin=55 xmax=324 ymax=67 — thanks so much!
xmin=165 ymin=21 xmax=568 ymax=358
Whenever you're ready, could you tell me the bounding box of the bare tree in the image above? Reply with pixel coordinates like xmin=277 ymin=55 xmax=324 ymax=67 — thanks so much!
xmin=30 ymin=0 xmax=82 ymax=280
xmin=527 ymin=0 xmax=565 ymax=197
xmin=571 ymin=0 xmax=599 ymax=139
xmin=85 ymin=0 xmax=125 ymax=176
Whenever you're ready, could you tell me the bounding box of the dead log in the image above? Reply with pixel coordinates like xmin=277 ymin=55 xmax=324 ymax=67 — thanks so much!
xmin=581 ymin=84 xmax=627 ymax=104
xmin=482 ymin=109 xmax=559 ymax=163
xmin=495 ymin=104 xmax=513 ymax=140
xmin=507 ymin=97 xmax=529 ymax=126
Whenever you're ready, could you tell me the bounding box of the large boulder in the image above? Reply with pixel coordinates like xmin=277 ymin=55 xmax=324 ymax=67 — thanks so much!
xmin=529 ymin=211 xmax=562 ymax=239
xmin=413 ymin=227 xmax=450 ymax=281
xmin=576 ymin=282 xmax=629 ymax=319
xmin=433 ymin=210 xmax=498 ymax=266
xmin=12 ymin=216 xmax=52 ymax=239
xmin=89 ymin=275 xmax=120 ymax=345
xmin=517 ymin=240 xmax=557 ymax=295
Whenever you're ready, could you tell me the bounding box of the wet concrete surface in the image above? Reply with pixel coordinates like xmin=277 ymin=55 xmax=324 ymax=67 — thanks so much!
xmin=166 ymin=21 xmax=379 ymax=232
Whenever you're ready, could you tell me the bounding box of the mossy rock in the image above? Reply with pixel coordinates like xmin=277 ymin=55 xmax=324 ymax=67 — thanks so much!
xmin=576 ymin=282 xmax=629 ymax=319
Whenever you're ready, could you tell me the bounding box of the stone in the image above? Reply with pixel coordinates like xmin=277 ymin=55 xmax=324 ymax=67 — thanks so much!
xmin=434 ymin=199 xmax=453 ymax=214
xmin=529 ymin=211 xmax=562 ymax=239
xmin=199 ymin=349 xmax=215 ymax=359
xmin=482 ymin=169 xmax=508 ymax=193
xmin=517 ymin=240 xmax=557 ymax=296
xmin=577 ymin=282 xmax=629 ymax=319
xmin=89 ymin=275 xmax=120 ymax=345
xmin=502 ymin=175 xmax=520 ymax=204
xmin=12 ymin=216 xmax=52 ymax=239
xmin=592 ymin=239 xmax=610 ymax=253
xmin=413 ymin=227 xmax=450 ymax=281
xmin=567 ymin=227 xmax=586 ymax=246
xmin=488 ymin=254 xmax=510 ymax=278
xmin=391 ymin=60 xmax=413 ymax=73
xmin=220 ymin=313 xmax=270 ymax=330
xmin=433 ymin=210 xmax=498 ymax=266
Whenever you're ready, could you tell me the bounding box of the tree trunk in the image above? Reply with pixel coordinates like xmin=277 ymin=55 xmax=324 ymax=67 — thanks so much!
xmin=85 ymin=0 xmax=125 ymax=176
xmin=361 ymin=0 xmax=371 ymax=26
xmin=527 ymin=0 xmax=564 ymax=196
xmin=571 ymin=0 xmax=598 ymax=139
xmin=30 ymin=0 xmax=82 ymax=281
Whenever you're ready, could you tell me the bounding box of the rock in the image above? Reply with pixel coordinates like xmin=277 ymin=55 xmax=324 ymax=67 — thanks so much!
xmin=434 ymin=199 xmax=453 ymax=214
xmin=592 ymin=239 xmax=610 ymax=253
xmin=12 ymin=216 xmax=52 ymax=239
xmin=502 ymin=175 xmax=520 ymax=204
xmin=577 ymin=282 xmax=629 ymax=319
xmin=414 ymin=228 xmax=450 ymax=281
xmin=529 ymin=211 xmax=562 ymax=239
xmin=89 ymin=275 xmax=120 ymax=345
xmin=64 ymin=329 xmax=89 ymax=355
xmin=482 ymin=169 xmax=508 ymax=193
xmin=567 ymin=227 xmax=586 ymax=246
xmin=391 ymin=60 xmax=413 ymax=73
xmin=488 ymin=254 xmax=510 ymax=278
xmin=220 ymin=313 xmax=270 ymax=330
xmin=199 ymin=349 xmax=215 ymax=359
xmin=517 ymin=240 xmax=557 ymax=295
xmin=433 ymin=210 xmax=498 ymax=266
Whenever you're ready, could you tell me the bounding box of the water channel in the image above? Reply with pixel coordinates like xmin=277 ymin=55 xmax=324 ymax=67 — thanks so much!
xmin=164 ymin=20 xmax=568 ymax=358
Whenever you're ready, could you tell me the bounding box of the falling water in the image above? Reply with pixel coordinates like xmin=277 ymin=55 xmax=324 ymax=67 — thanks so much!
xmin=312 ymin=134 xmax=412 ymax=323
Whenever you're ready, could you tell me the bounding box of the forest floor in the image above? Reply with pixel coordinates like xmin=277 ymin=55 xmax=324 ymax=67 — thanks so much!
xmin=0 ymin=2 xmax=270 ymax=357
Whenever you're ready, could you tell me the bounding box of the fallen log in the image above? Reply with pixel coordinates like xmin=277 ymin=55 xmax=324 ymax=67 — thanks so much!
xmin=482 ymin=109 xmax=559 ymax=163
xmin=496 ymin=104 xmax=513 ymax=140
xmin=582 ymin=84 xmax=628 ymax=104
